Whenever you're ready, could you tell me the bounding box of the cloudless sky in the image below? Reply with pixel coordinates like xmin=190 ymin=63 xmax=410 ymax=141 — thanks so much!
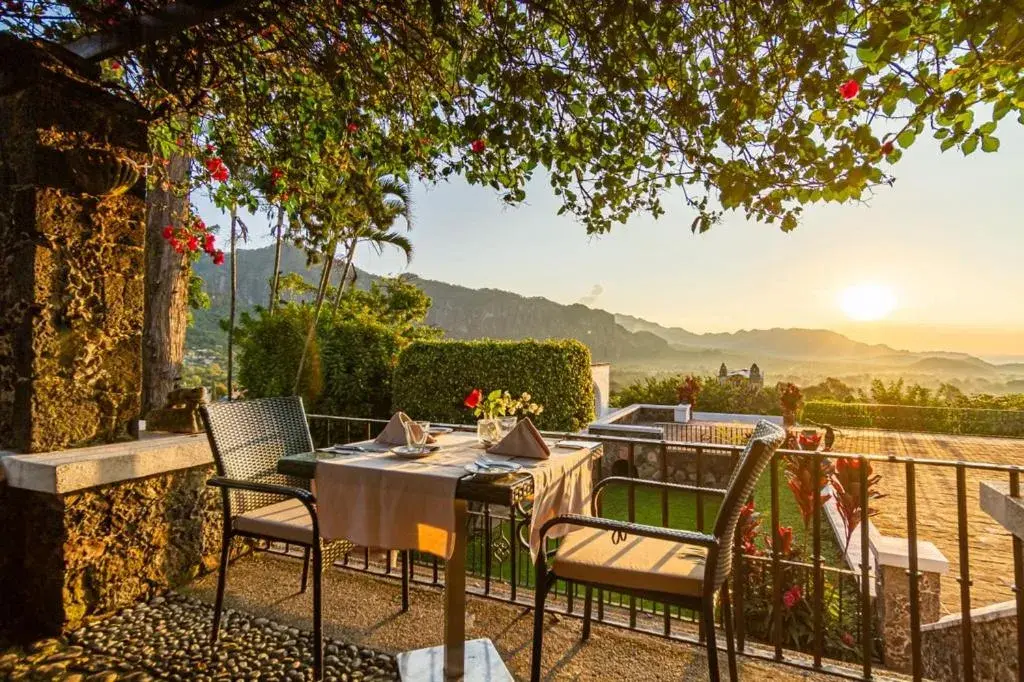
xmin=195 ymin=119 xmax=1024 ymax=360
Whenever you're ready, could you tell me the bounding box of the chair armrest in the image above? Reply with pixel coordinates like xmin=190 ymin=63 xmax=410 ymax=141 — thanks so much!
xmin=538 ymin=513 xmax=718 ymax=552
xmin=207 ymin=476 xmax=316 ymax=506
xmin=592 ymin=476 xmax=726 ymax=515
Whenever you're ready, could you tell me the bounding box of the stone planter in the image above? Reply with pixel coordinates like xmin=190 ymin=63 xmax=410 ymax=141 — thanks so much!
xmin=673 ymin=403 xmax=692 ymax=423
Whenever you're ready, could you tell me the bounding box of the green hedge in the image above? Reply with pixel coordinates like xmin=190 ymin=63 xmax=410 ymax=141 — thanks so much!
xmin=237 ymin=308 xmax=400 ymax=419
xmin=803 ymin=401 xmax=1024 ymax=437
xmin=393 ymin=339 xmax=595 ymax=432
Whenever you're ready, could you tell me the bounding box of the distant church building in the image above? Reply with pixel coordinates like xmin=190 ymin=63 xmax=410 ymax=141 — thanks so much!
xmin=718 ymin=362 xmax=763 ymax=387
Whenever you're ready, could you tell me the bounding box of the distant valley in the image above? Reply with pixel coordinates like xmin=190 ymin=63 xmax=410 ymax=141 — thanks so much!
xmin=190 ymin=245 xmax=1024 ymax=393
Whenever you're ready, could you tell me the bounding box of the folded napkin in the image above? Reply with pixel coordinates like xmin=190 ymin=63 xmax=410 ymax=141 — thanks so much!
xmin=487 ymin=418 xmax=550 ymax=459
xmin=374 ymin=412 xmax=435 ymax=446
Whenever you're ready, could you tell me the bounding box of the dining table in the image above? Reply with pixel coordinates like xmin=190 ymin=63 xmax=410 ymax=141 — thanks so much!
xmin=277 ymin=428 xmax=602 ymax=681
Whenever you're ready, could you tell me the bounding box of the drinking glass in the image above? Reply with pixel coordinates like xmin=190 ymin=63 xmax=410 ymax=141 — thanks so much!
xmin=404 ymin=420 xmax=430 ymax=451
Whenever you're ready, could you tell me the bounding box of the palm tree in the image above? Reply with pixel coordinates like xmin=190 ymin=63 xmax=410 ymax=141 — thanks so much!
xmin=291 ymin=175 xmax=414 ymax=394
xmin=332 ymin=176 xmax=413 ymax=312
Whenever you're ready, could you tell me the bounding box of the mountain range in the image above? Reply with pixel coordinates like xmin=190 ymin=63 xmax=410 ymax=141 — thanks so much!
xmin=189 ymin=244 xmax=1023 ymax=389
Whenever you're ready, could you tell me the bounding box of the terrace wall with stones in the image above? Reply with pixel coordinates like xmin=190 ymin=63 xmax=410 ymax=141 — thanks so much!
xmin=921 ymin=601 xmax=1017 ymax=681
xmin=0 ymin=435 xmax=232 ymax=640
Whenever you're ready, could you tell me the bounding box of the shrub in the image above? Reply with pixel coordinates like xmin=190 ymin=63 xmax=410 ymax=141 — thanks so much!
xmin=802 ymin=401 xmax=1024 ymax=437
xmin=236 ymin=306 xmax=401 ymax=419
xmin=393 ymin=339 xmax=595 ymax=431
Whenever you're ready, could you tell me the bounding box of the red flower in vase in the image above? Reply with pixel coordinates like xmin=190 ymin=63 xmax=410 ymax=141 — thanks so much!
xmin=464 ymin=389 xmax=483 ymax=409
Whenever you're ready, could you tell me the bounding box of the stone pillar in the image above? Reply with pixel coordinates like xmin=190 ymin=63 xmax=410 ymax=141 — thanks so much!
xmin=873 ymin=535 xmax=949 ymax=672
xmin=0 ymin=36 xmax=148 ymax=453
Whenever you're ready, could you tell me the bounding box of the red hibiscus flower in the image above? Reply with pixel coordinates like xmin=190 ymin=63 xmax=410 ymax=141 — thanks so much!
xmin=203 ymin=233 xmax=216 ymax=254
xmin=464 ymin=389 xmax=483 ymax=409
xmin=161 ymin=225 xmax=174 ymax=240
xmin=186 ymin=235 xmax=199 ymax=252
xmin=839 ymin=79 xmax=860 ymax=100
xmin=881 ymin=140 xmax=894 ymax=155
xmin=347 ymin=122 xmax=359 ymax=133
xmin=777 ymin=525 xmax=793 ymax=556
xmin=782 ymin=585 xmax=803 ymax=609
xmin=470 ymin=138 xmax=486 ymax=154
xmin=212 ymin=250 xmax=225 ymax=266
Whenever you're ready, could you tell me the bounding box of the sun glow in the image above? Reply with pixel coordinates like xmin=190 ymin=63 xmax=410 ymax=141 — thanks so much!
xmin=839 ymin=283 xmax=897 ymax=321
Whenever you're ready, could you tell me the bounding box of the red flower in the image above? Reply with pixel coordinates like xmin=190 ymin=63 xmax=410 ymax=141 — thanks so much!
xmin=206 ymin=157 xmax=230 ymax=183
xmin=464 ymin=389 xmax=483 ymax=409
xmin=798 ymin=432 xmax=821 ymax=451
xmin=782 ymin=585 xmax=802 ymax=609
xmin=470 ymin=138 xmax=486 ymax=153
xmin=194 ymin=218 xmax=206 ymax=231
xmin=110 ymin=60 xmax=122 ymax=71
xmin=170 ymin=238 xmax=183 ymax=254
xmin=186 ymin=235 xmax=199 ymax=252
xmin=205 ymin=144 xmax=215 ymax=154
xmin=839 ymin=79 xmax=860 ymax=100
xmin=777 ymin=525 xmax=793 ymax=556
xmin=279 ymin=192 xmax=290 ymax=202
xmin=203 ymin=233 xmax=216 ymax=253
xmin=881 ymin=140 xmax=894 ymax=155
xmin=270 ymin=167 xmax=284 ymax=181
xmin=212 ymin=250 xmax=225 ymax=266
xmin=347 ymin=122 xmax=359 ymax=133
xmin=161 ymin=225 xmax=174 ymax=240
xmin=841 ymin=632 xmax=855 ymax=647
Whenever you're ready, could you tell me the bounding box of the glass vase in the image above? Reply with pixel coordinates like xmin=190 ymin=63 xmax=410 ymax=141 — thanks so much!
xmin=477 ymin=418 xmax=502 ymax=446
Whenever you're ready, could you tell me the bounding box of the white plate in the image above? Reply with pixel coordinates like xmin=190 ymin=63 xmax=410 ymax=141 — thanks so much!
xmin=391 ymin=444 xmax=440 ymax=458
xmin=428 ymin=426 xmax=454 ymax=435
xmin=554 ymin=440 xmax=595 ymax=450
xmin=465 ymin=459 xmax=523 ymax=480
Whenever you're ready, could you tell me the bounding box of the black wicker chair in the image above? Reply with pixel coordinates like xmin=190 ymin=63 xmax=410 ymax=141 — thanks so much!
xmin=200 ymin=396 xmax=412 ymax=681
xmin=529 ymin=419 xmax=786 ymax=682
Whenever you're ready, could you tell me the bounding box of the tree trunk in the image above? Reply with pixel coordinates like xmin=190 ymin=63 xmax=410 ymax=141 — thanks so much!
xmin=227 ymin=207 xmax=238 ymax=399
xmin=269 ymin=205 xmax=285 ymax=312
xmin=331 ymin=237 xmax=357 ymax=312
xmin=142 ymin=152 xmax=190 ymax=416
xmin=292 ymin=241 xmax=337 ymax=395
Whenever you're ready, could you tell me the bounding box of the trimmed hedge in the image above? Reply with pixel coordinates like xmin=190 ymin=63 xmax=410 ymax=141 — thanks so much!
xmin=803 ymin=401 xmax=1024 ymax=437
xmin=393 ymin=339 xmax=595 ymax=432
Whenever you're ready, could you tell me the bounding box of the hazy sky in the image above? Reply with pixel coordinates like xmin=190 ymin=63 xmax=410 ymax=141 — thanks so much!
xmin=196 ymin=119 xmax=1024 ymax=361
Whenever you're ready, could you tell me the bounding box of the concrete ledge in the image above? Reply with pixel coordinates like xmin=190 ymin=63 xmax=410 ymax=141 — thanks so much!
xmin=921 ymin=599 xmax=1017 ymax=632
xmin=871 ymin=534 xmax=949 ymax=575
xmin=0 ymin=433 xmax=213 ymax=495
xmin=980 ymin=480 xmax=1024 ymax=540
xmin=693 ymin=412 xmax=784 ymax=426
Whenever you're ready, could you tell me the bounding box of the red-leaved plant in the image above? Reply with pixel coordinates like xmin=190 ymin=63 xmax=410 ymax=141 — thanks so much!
xmin=831 ymin=457 xmax=884 ymax=551
xmin=783 ymin=452 xmax=833 ymax=532
xmin=676 ymin=375 xmax=701 ymax=408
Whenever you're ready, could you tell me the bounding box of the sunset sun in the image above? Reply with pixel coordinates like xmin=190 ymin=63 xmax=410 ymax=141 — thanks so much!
xmin=839 ymin=283 xmax=897 ymax=321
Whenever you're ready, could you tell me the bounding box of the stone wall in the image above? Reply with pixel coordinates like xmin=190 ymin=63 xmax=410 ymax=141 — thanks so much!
xmin=0 ymin=36 xmax=148 ymax=453
xmin=1 ymin=464 xmax=227 ymax=639
xmin=921 ymin=602 xmax=1017 ymax=681
xmin=876 ymin=564 xmax=942 ymax=672
xmin=599 ymin=439 xmax=735 ymax=487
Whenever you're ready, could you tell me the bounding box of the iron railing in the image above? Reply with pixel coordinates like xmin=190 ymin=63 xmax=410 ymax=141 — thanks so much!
xmin=287 ymin=413 xmax=1023 ymax=682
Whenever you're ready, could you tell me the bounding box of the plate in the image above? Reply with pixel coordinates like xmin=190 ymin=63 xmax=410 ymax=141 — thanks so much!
xmin=391 ymin=444 xmax=440 ymax=458
xmin=465 ymin=459 xmax=523 ymax=480
xmin=428 ymin=426 xmax=454 ymax=435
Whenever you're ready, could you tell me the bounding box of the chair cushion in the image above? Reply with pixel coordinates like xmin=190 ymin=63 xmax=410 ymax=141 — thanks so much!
xmin=552 ymin=527 xmax=707 ymax=597
xmin=234 ymin=498 xmax=314 ymax=545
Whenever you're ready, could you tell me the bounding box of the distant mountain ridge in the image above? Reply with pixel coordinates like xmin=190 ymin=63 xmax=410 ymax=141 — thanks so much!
xmin=190 ymin=244 xmax=1014 ymax=382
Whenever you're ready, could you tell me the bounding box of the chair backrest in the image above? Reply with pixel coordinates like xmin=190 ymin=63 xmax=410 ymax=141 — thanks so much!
xmin=200 ymin=396 xmax=315 ymax=515
xmin=707 ymin=419 xmax=786 ymax=590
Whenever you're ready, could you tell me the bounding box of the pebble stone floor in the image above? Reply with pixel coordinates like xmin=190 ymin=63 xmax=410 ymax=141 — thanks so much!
xmin=0 ymin=593 xmax=397 ymax=682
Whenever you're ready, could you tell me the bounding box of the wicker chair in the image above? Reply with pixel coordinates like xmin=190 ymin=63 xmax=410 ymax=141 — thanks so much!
xmin=200 ymin=396 xmax=412 ymax=681
xmin=530 ymin=419 xmax=786 ymax=682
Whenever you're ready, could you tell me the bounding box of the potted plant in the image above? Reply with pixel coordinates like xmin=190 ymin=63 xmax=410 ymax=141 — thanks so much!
xmin=464 ymin=389 xmax=543 ymax=445
xmin=779 ymin=382 xmax=803 ymax=428
xmin=674 ymin=375 xmax=700 ymax=423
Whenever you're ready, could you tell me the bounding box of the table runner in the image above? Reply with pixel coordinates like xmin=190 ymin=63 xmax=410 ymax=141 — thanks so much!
xmin=314 ymin=432 xmax=596 ymax=559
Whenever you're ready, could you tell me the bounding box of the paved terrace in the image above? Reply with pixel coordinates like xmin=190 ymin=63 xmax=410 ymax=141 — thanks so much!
xmin=828 ymin=428 xmax=1024 ymax=614
xmin=2 ymin=552 xmax=863 ymax=681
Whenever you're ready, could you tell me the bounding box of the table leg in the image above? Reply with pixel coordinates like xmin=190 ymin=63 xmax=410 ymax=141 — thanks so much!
xmin=444 ymin=499 xmax=468 ymax=679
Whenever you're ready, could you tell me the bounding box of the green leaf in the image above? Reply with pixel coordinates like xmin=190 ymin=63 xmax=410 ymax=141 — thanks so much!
xmin=961 ymin=136 xmax=978 ymax=155
xmin=981 ymin=135 xmax=1000 ymax=152
xmin=896 ymin=130 xmax=916 ymax=149
xmin=856 ymin=43 xmax=880 ymax=64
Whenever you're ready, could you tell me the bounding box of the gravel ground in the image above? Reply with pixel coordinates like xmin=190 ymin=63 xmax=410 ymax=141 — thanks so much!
xmin=0 ymin=593 xmax=396 ymax=682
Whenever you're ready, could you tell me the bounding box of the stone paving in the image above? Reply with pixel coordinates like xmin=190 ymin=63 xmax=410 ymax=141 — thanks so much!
xmin=829 ymin=428 xmax=1024 ymax=614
